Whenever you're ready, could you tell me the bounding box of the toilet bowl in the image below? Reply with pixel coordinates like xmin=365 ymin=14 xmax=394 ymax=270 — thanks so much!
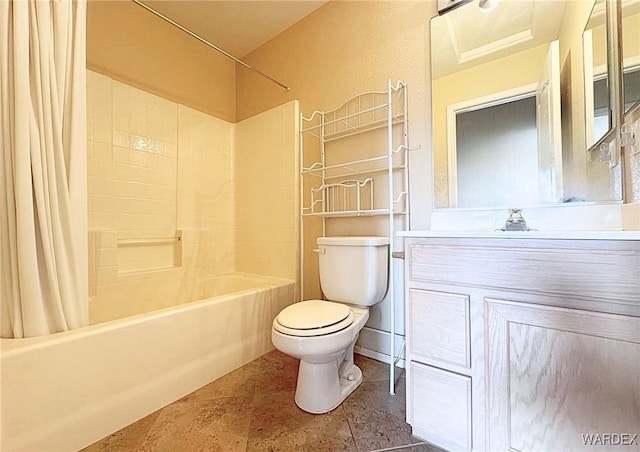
xmin=271 ymin=236 xmax=389 ymax=414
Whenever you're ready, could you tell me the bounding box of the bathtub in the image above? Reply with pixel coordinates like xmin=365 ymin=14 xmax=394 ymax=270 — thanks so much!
xmin=0 ymin=272 xmax=296 ymax=451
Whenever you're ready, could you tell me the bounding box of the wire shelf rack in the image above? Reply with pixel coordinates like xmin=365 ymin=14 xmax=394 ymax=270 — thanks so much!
xmin=299 ymin=80 xmax=410 ymax=395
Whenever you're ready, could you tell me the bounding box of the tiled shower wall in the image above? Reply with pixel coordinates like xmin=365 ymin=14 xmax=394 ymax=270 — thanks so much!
xmin=235 ymin=102 xmax=299 ymax=288
xmin=87 ymin=70 xmax=297 ymax=324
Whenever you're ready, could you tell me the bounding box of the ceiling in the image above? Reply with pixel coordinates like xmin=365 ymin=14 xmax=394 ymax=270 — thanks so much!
xmin=144 ymin=0 xmax=328 ymax=57
xmin=432 ymin=0 xmax=570 ymax=79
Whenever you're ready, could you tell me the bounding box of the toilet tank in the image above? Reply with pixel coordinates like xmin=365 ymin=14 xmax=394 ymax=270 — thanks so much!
xmin=317 ymin=236 xmax=389 ymax=306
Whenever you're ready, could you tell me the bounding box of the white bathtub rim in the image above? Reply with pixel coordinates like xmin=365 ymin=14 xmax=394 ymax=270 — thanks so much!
xmin=0 ymin=272 xmax=295 ymax=356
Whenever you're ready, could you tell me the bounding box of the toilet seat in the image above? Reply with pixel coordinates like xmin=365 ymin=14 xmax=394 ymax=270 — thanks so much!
xmin=274 ymin=300 xmax=354 ymax=337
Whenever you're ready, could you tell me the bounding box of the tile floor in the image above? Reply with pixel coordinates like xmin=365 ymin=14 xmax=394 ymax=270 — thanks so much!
xmin=84 ymin=350 xmax=443 ymax=452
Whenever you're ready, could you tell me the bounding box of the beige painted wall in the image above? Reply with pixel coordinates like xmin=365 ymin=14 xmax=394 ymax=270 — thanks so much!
xmin=623 ymin=12 xmax=640 ymax=67
xmin=87 ymin=0 xmax=236 ymax=122
xmin=236 ymin=0 xmax=436 ymax=298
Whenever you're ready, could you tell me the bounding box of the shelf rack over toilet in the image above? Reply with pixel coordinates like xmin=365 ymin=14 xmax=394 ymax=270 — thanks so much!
xmin=299 ymin=80 xmax=409 ymax=395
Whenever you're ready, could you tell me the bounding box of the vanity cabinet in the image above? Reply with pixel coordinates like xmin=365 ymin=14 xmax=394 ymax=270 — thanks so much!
xmin=403 ymin=235 xmax=640 ymax=452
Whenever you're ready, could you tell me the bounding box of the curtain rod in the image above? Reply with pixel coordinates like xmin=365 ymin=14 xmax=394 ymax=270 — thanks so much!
xmin=131 ymin=0 xmax=290 ymax=91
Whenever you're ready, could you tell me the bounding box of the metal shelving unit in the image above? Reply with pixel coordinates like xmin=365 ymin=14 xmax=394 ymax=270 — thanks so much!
xmin=299 ymin=80 xmax=409 ymax=395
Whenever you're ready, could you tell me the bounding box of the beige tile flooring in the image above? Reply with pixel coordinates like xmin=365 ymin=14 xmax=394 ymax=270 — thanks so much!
xmin=84 ymin=350 xmax=443 ymax=452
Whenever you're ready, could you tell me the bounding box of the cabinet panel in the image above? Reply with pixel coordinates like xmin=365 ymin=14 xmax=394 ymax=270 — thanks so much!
xmin=408 ymin=289 xmax=470 ymax=368
xmin=486 ymin=299 xmax=640 ymax=451
xmin=410 ymin=362 xmax=472 ymax=451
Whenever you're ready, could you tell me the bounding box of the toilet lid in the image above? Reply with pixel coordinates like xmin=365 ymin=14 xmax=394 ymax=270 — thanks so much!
xmin=274 ymin=300 xmax=354 ymax=337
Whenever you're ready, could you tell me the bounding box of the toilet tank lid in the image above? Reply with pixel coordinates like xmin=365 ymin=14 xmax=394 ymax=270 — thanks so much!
xmin=317 ymin=236 xmax=390 ymax=246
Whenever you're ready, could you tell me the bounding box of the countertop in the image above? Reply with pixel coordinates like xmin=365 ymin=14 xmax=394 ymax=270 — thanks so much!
xmin=397 ymin=230 xmax=640 ymax=240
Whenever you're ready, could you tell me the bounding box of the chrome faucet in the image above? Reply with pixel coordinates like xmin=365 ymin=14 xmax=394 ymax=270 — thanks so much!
xmin=499 ymin=208 xmax=531 ymax=231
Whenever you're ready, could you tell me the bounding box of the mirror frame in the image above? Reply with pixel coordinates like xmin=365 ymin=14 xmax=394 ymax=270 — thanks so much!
xmin=588 ymin=0 xmax=624 ymax=177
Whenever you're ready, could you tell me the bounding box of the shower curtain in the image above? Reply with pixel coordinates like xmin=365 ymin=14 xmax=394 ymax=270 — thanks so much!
xmin=0 ymin=0 xmax=88 ymax=338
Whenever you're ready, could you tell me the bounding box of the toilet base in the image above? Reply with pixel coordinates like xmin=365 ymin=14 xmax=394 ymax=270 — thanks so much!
xmin=294 ymin=360 xmax=363 ymax=414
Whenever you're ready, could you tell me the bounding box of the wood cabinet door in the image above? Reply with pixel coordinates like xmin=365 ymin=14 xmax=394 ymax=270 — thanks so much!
xmin=486 ymin=299 xmax=640 ymax=451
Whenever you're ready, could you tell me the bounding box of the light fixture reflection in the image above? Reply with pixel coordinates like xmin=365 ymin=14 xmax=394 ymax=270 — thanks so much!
xmin=479 ymin=0 xmax=499 ymax=12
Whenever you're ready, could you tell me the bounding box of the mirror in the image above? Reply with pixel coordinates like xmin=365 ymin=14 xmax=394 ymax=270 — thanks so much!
xmin=622 ymin=0 xmax=640 ymax=115
xmin=584 ymin=0 xmax=609 ymax=148
xmin=431 ymin=0 xmax=621 ymax=209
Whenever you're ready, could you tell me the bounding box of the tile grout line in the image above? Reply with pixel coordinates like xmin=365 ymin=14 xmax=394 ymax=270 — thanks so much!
xmin=366 ymin=441 xmax=431 ymax=452
xmin=341 ymin=403 xmax=362 ymax=452
xmin=244 ymin=355 xmax=269 ymax=452
xmin=243 ymin=376 xmax=259 ymax=452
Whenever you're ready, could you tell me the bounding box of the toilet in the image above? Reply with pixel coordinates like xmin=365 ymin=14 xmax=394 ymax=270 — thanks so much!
xmin=272 ymin=236 xmax=389 ymax=414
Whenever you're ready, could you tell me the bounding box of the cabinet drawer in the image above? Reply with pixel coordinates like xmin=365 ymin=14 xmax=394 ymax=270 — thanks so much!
xmin=408 ymin=240 xmax=639 ymax=304
xmin=410 ymin=362 xmax=472 ymax=450
xmin=408 ymin=289 xmax=471 ymax=368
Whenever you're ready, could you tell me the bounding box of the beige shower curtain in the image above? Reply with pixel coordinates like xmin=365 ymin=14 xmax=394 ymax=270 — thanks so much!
xmin=0 ymin=0 xmax=88 ymax=338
